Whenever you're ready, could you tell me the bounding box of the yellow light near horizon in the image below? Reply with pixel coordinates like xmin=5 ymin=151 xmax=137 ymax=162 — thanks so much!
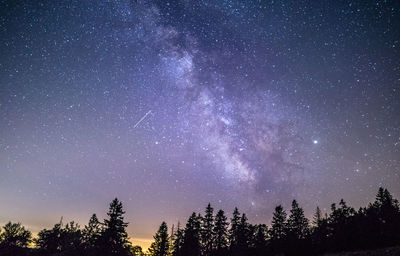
xmin=130 ymin=237 xmax=153 ymax=252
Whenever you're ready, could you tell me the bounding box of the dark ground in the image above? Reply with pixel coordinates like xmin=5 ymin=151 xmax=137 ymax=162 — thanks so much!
xmin=325 ymin=246 xmax=400 ymax=256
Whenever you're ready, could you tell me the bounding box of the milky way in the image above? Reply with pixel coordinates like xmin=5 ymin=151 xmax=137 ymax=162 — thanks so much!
xmin=1 ymin=0 xmax=399 ymax=248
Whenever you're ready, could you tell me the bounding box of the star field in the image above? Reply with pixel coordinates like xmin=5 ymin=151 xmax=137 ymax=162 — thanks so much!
xmin=1 ymin=0 xmax=399 ymax=248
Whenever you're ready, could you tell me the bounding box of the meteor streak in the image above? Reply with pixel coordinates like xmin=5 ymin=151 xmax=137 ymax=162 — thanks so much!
xmin=133 ymin=110 xmax=152 ymax=128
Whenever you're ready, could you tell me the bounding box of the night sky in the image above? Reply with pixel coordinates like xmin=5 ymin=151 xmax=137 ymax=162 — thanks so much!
xmin=1 ymin=0 xmax=400 ymax=249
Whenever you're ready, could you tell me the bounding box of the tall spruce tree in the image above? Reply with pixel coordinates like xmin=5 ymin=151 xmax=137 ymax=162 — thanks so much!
xmin=365 ymin=187 xmax=400 ymax=248
xmin=312 ymin=207 xmax=322 ymax=228
xmin=201 ymin=203 xmax=214 ymax=256
xmin=253 ymin=224 xmax=268 ymax=255
xmin=172 ymin=223 xmax=184 ymax=256
xmin=181 ymin=213 xmax=201 ymax=256
xmin=235 ymin=213 xmax=251 ymax=255
xmin=213 ymin=209 xmax=229 ymax=255
xmin=82 ymin=214 xmax=102 ymax=251
xmin=100 ymin=198 xmax=131 ymax=256
xmin=229 ymin=207 xmax=241 ymax=250
xmin=287 ymin=200 xmax=309 ymax=239
xmin=269 ymin=205 xmax=287 ymax=241
xmin=149 ymin=221 xmax=169 ymax=256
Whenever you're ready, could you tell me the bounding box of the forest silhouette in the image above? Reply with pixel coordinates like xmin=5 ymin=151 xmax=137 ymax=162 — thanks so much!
xmin=0 ymin=187 xmax=399 ymax=256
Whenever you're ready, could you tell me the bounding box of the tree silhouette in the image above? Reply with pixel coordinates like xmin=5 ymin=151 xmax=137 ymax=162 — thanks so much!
xmin=0 ymin=222 xmax=31 ymax=248
xmin=149 ymin=221 xmax=169 ymax=256
xmin=285 ymin=200 xmax=310 ymax=255
xmin=268 ymin=205 xmax=287 ymax=253
xmin=229 ymin=207 xmax=241 ymax=251
xmin=269 ymin=205 xmax=287 ymax=241
xmin=35 ymin=219 xmax=83 ymax=255
xmin=311 ymin=207 xmax=329 ymax=254
xmin=172 ymin=222 xmax=184 ymax=256
xmin=82 ymin=214 xmax=102 ymax=255
xmin=253 ymin=224 xmax=268 ymax=256
xmin=327 ymin=199 xmax=356 ymax=251
xmin=363 ymin=187 xmax=400 ymax=248
xmin=181 ymin=212 xmax=201 ymax=256
xmin=35 ymin=220 xmax=63 ymax=254
xmin=287 ymin=200 xmax=309 ymax=240
xmin=213 ymin=209 xmax=229 ymax=256
xmin=201 ymin=203 xmax=214 ymax=256
xmin=0 ymin=222 xmax=32 ymax=256
xmin=234 ymin=213 xmax=251 ymax=255
xmin=100 ymin=198 xmax=131 ymax=256
xmin=312 ymin=206 xmax=322 ymax=227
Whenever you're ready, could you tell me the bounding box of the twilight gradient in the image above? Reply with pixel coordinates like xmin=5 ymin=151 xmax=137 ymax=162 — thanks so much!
xmin=1 ymin=0 xmax=399 ymax=249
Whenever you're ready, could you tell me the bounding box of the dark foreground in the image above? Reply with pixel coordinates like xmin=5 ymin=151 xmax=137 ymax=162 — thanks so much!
xmin=325 ymin=246 xmax=400 ymax=256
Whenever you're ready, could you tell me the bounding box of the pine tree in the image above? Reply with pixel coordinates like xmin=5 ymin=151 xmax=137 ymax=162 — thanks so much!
xmin=201 ymin=203 xmax=214 ymax=256
xmin=100 ymin=198 xmax=131 ymax=256
xmin=253 ymin=224 xmax=268 ymax=256
xmin=327 ymin=199 xmax=356 ymax=251
xmin=312 ymin=207 xmax=322 ymax=228
xmin=82 ymin=214 xmax=102 ymax=250
xmin=172 ymin=222 xmax=184 ymax=256
xmin=149 ymin=221 xmax=169 ymax=256
xmin=287 ymin=200 xmax=309 ymax=239
xmin=366 ymin=187 xmax=400 ymax=247
xmin=373 ymin=187 xmax=400 ymax=212
xmin=213 ymin=209 xmax=229 ymax=255
xmin=169 ymin=224 xmax=175 ymax=256
xmin=329 ymin=199 xmax=355 ymax=226
xmin=236 ymin=213 xmax=251 ymax=254
xmin=181 ymin=213 xmax=201 ymax=256
xmin=269 ymin=205 xmax=287 ymax=241
xmin=229 ymin=207 xmax=241 ymax=249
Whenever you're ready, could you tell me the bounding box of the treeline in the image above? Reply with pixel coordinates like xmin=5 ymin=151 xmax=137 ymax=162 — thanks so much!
xmin=151 ymin=187 xmax=400 ymax=256
xmin=0 ymin=198 xmax=135 ymax=256
xmin=0 ymin=188 xmax=400 ymax=256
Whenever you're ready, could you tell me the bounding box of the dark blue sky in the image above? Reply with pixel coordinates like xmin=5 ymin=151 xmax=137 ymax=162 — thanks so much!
xmin=1 ymin=0 xmax=399 ymax=248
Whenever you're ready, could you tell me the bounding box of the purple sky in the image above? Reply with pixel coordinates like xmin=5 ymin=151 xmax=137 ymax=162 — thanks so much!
xmin=1 ymin=0 xmax=399 ymax=249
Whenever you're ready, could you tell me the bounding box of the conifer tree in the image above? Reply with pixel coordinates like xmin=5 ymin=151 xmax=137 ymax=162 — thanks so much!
xmin=312 ymin=206 xmax=322 ymax=228
xmin=181 ymin=213 xmax=201 ymax=256
xmin=213 ymin=209 xmax=229 ymax=255
xmin=100 ymin=198 xmax=131 ymax=256
xmin=201 ymin=203 xmax=214 ymax=256
xmin=82 ymin=214 xmax=102 ymax=250
xmin=252 ymin=224 xmax=268 ymax=256
xmin=287 ymin=200 xmax=309 ymax=239
xmin=172 ymin=223 xmax=184 ymax=256
xmin=236 ymin=213 xmax=251 ymax=254
xmin=269 ymin=205 xmax=287 ymax=241
xmin=149 ymin=221 xmax=169 ymax=256
xmin=229 ymin=207 xmax=241 ymax=249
